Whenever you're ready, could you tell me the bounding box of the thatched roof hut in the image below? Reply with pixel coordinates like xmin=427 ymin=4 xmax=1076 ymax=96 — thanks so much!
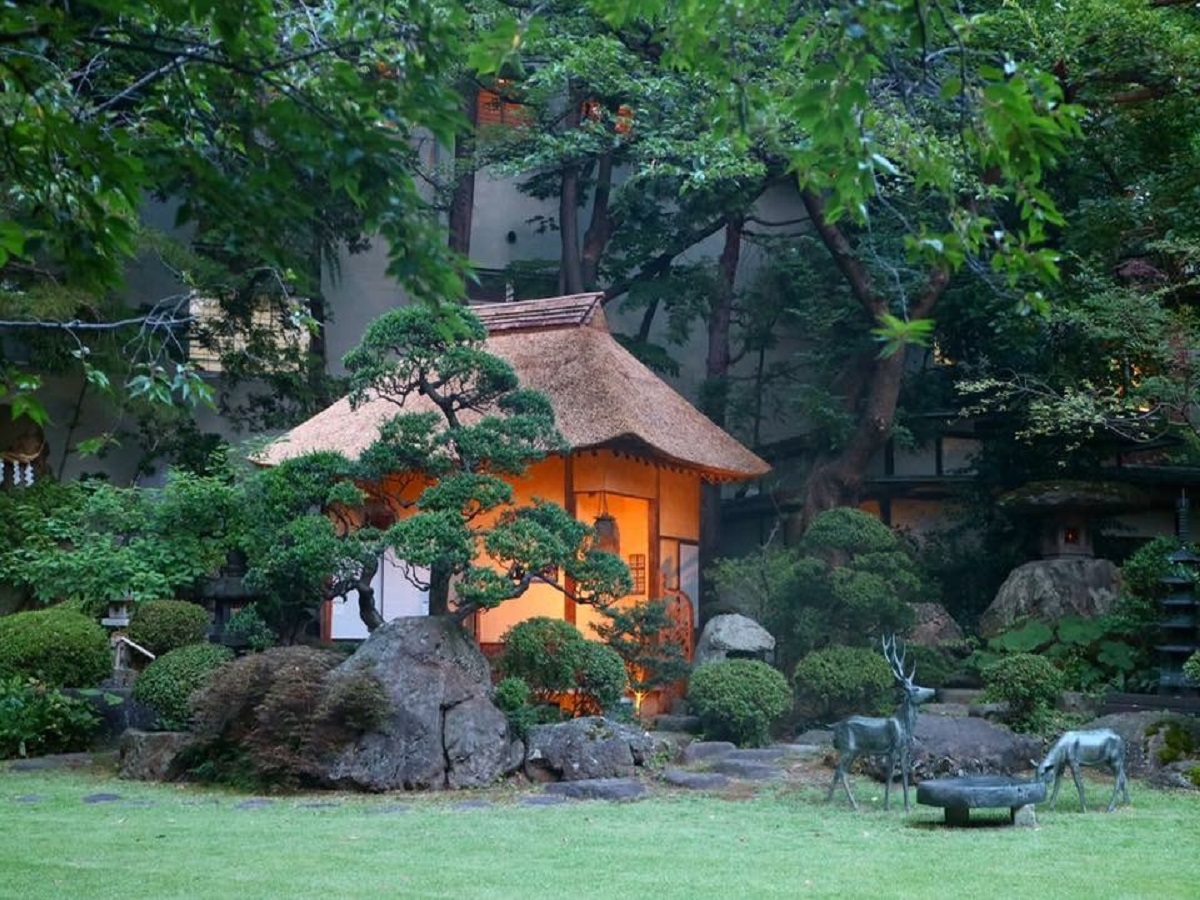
xmin=258 ymin=293 xmax=769 ymax=482
xmin=259 ymin=293 xmax=768 ymax=659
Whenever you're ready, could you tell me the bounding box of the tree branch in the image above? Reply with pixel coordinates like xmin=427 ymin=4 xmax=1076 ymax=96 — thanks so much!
xmin=799 ymin=188 xmax=883 ymax=314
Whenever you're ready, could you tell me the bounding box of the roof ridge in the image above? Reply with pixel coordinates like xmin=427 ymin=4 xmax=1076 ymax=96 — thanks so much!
xmin=470 ymin=293 xmax=605 ymax=333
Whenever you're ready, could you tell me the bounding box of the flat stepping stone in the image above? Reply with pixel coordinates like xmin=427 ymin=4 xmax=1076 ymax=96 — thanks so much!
xmin=776 ymin=743 xmax=824 ymax=757
xmin=9 ymin=759 xmax=56 ymax=772
xmin=917 ymin=776 xmax=1046 ymax=826
xmin=543 ymin=778 xmax=646 ymax=802
xmin=662 ymin=767 xmax=731 ymax=790
xmin=364 ymin=803 xmax=410 ymax=815
xmin=13 ymin=795 xmax=43 ymax=804
xmin=82 ymin=793 xmax=123 ymax=804
xmin=681 ymin=741 xmax=737 ymax=765
xmin=725 ymin=748 xmax=787 ymax=763
xmin=519 ymin=795 xmax=570 ymax=807
xmin=453 ymin=800 xmax=493 ymax=811
xmin=234 ymin=799 xmax=274 ymax=810
xmin=8 ymin=753 xmax=94 ymax=772
xmin=710 ymin=759 xmax=783 ymax=781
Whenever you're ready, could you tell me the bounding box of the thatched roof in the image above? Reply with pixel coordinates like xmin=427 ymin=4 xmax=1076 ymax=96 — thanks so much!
xmin=259 ymin=293 xmax=769 ymax=483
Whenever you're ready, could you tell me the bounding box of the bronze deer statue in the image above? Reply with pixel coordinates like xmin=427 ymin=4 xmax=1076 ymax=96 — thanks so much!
xmin=826 ymin=635 xmax=936 ymax=811
xmin=1036 ymin=729 xmax=1129 ymax=812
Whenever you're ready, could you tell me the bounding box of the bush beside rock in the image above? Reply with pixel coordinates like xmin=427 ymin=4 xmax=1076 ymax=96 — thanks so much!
xmin=0 ymin=608 xmax=111 ymax=688
xmin=127 ymin=600 xmax=211 ymax=656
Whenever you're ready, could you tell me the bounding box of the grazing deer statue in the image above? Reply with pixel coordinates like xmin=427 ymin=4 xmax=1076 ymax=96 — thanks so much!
xmin=826 ymin=635 xmax=936 ymax=811
xmin=1036 ymin=729 xmax=1129 ymax=812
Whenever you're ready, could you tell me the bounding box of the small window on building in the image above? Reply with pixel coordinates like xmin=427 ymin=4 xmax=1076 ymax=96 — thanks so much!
xmin=581 ymin=99 xmax=634 ymax=136
xmin=189 ymin=296 xmax=312 ymax=374
xmin=477 ymin=81 xmax=530 ymax=130
xmin=465 ymin=266 xmax=559 ymax=304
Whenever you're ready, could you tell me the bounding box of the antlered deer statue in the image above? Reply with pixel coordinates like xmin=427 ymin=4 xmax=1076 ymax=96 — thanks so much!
xmin=827 ymin=635 xmax=936 ymax=811
xmin=1036 ymin=729 xmax=1129 ymax=812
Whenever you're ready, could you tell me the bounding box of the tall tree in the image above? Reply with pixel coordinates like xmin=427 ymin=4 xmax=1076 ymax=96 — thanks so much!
xmin=571 ymin=1 xmax=1082 ymax=524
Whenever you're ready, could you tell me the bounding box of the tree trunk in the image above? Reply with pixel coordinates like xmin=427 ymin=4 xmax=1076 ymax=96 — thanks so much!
xmin=699 ymin=216 xmax=743 ymax=624
xmin=559 ymin=90 xmax=584 ymax=294
xmin=426 ymin=560 xmax=453 ymax=617
xmin=355 ymin=555 xmax=385 ymax=632
xmin=795 ymin=189 xmax=950 ymax=531
xmin=580 ymin=151 xmax=614 ymax=290
xmin=448 ymin=82 xmax=478 ymax=258
xmin=797 ymin=345 xmax=909 ymax=529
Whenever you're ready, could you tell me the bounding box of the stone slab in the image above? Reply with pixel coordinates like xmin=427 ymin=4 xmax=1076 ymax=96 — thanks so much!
xmin=918 ymin=775 xmax=1046 ymax=826
xmin=918 ymin=775 xmax=1046 ymax=810
xmin=543 ymin=778 xmax=646 ymax=802
xmin=661 ymin=767 xmax=731 ymax=790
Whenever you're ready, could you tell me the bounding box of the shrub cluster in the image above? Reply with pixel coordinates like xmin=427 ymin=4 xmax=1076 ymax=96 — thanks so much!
xmin=493 ymin=676 xmax=539 ymax=738
xmin=1183 ymin=651 xmax=1200 ymax=687
xmin=709 ymin=508 xmax=923 ymax=671
xmin=687 ymin=659 xmax=792 ymax=747
xmin=497 ymin=617 xmax=627 ymax=716
xmin=0 ymin=676 xmax=100 ymax=759
xmin=186 ymin=646 xmax=388 ymax=787
xmin=981 ymin=652 xmax=1064 ymax=733
xmin=222 ymin=603 xmax=277 ymax=652
xmin=127 ymin=600 xmax=211 ymax=656
xmin=0 ymin=607 xmax=111 ymax=688
xmin=792 ymin=645 xmax=894 ymax=725
xmin=133 ymin=644 xmax=234 ymax=730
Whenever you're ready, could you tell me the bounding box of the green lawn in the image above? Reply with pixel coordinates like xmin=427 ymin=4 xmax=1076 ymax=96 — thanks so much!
xmin=2 ymin=766 xmax=1197 ymax=899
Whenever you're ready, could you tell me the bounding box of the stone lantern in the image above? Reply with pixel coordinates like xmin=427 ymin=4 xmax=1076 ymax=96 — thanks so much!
xmin=998 ymin=480 xmax=1150 ymax=560
xmin=979 ymin=480 xmax=1150 ymax=638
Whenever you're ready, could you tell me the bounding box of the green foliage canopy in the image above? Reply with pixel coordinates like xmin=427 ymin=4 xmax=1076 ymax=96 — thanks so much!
xmin=0 ymin=0 xmax=470 ymax=420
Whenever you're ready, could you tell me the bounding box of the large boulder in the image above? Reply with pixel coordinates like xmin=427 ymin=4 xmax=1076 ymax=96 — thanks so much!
xmin=694 ymin=614 xmax=775 ymax=665
xmin=908 ymin=603 xmax=965 ymax=646
xmin=979 ymin=558 xmax=1121 ymax=638
xmin=324 ymin=616 xmax=519 ymax=791
xmin=524 ymin=716 xmax=655 ymax=782
xmin=864 ymin=715 xmax=1042 ymax=782
xmin=118 ymin=729 xmax=194 ymax=781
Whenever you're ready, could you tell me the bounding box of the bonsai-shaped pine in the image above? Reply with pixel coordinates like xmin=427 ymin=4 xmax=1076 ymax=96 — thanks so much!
xmin=238 ymin=451 xmax=389 ymax=641
xmin=335 ymin=302 xmax=631 ymax=620
xmin=593 ymin=599 xmax=691 ymax=715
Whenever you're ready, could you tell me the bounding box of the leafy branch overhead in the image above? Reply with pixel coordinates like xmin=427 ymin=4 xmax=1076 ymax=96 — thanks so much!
xmin=0 ymin=0 xmax=468 ymax=421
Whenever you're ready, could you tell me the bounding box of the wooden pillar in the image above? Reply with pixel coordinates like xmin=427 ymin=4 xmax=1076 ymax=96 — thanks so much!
xmin=563 ymin=453 xmax=577 ymax=625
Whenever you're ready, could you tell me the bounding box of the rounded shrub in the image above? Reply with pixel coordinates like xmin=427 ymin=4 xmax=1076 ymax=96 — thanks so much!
xmin=0 ymin=608 xmax=111 ymax=688
xmin=792 ymin=645 xmax=894 ymax=725
xmin=1184 ymin=651 xmax=1200 ymax=687
xmin=127 ymin=599 xmax=211 ymax=656
xmin=133 ymin=643 xmax=233 ymax=730
xmin=574 ymin=640 xmax=628 ymax=713
xmin=493 ymin=676 xmax=538 ymax=738
xmin=497 ymin=617 xmax=627 ymax=714
xmin=222 ymin=603 xmax=276 ymax=652
xmin=498 ymin=617 xmax=587 ymax=699
xmin=981 ymin=652 xmax=1064 ymax=733
xmin=687 ymin=659 xmax=793 ymax=747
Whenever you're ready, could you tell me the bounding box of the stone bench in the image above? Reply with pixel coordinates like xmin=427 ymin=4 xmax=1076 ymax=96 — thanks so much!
xmin=916 ymin=775 xmax=1046 ymax=826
